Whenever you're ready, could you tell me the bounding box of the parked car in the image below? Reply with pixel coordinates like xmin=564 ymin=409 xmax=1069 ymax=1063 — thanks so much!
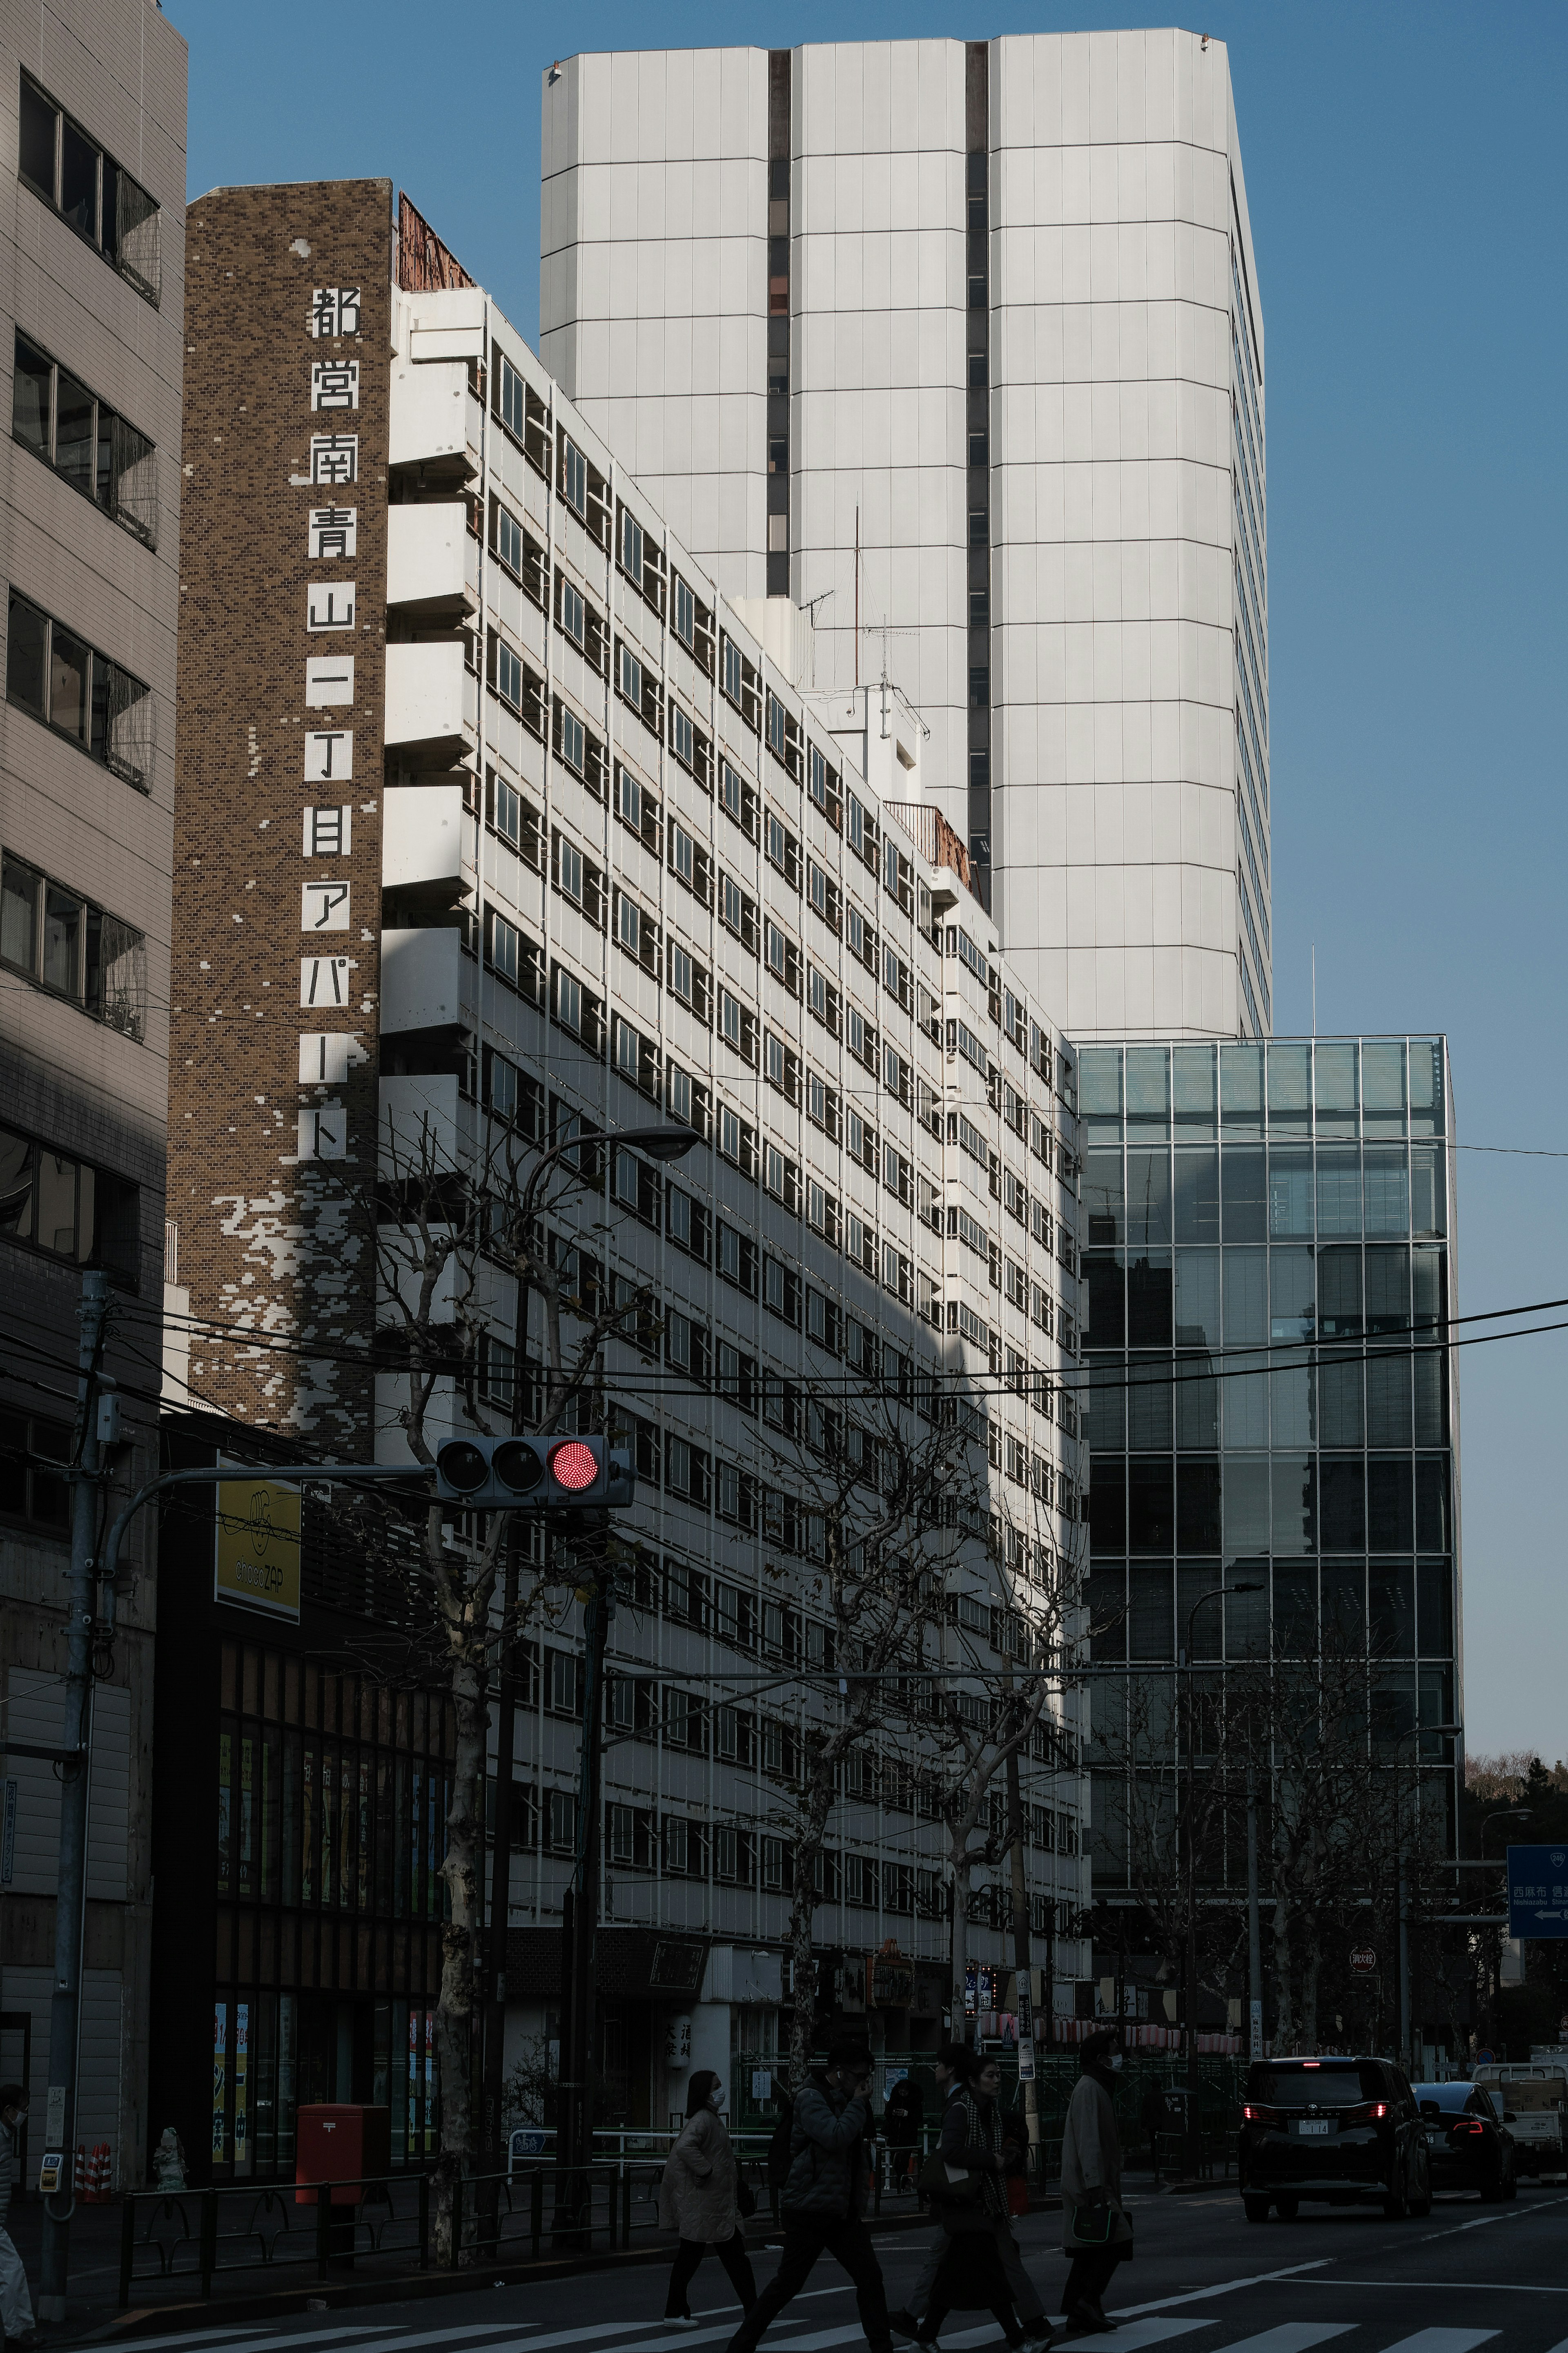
xmin=1413 ymin=2081 xmax=1518 ymax=2201
xmin=1238 ymin=2056 xmax=1431 ymax=2222
xmin=1472 ymin=2062 xmax=1567 ymax=2179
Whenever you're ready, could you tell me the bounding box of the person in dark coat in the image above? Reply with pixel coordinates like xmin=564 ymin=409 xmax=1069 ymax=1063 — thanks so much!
xmin=723 ymin=2041 xmax=893 ymax=2353
xmin=1058 ymin=2029 xmax=1132 ymax=2332
xmin=891 ymin=2047 xmax=1051 ymax=2349
xmin=885 ymin=2074 xmax=924 ymax=2191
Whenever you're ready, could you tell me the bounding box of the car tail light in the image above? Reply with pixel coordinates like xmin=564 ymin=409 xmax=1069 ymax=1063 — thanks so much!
xmin=1344 ymin=2101 xmax=1389 ymax=2123
xmin=1453 ymin=2120 xmax=1486 ymax=2137
xmin=1242 ymin=2103 xmax=1283 ymax=2125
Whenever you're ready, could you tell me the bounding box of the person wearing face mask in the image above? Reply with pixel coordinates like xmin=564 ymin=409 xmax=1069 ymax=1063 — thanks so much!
xmin=1058 ymin=2030 xmax=1131 ymax=2333
xmin=889 ymin=2047 xmax=1051 ymax=2350
xmin=658 ymin=2071 xmax=758 ymax=2328
xmin=0 ymin=2085 xmax=36 ymax=2349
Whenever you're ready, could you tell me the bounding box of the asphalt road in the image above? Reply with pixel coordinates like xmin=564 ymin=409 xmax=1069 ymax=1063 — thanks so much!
xmin=109 ymin=2179 xmax=1568 ymax=2353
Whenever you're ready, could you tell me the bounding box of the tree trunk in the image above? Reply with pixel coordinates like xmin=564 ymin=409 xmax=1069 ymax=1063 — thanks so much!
xmin=1271 ymin=1894 xmax=1295 ymax=2056
xmin=947 ymin=1825 xmax=977 ymax=2040
xmin=430 ymin=1511 xmax=489 ymax=2262
xmin=786 ymin=1766 xmax=835 ymax=2087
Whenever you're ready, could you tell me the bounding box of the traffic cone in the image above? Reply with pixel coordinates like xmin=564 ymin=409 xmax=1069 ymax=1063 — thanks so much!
xmin=74 ymin=2143 xmax=86 ymax=2200
xmin=87 ymin=2142 xmax=111 ymax=2202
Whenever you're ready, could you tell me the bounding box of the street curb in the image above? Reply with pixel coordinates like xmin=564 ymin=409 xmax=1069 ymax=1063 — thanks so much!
xmin=77 ymin=2198 xmax=1058 ymax=2345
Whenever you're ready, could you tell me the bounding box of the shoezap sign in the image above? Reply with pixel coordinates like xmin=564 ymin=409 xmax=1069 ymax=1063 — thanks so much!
xmin=214 ymin=1473 xmax=302 ymax=1621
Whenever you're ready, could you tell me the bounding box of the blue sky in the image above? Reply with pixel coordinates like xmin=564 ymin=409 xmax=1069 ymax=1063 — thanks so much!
xmin=176 ymin=1 xmax=1567 ymax=1759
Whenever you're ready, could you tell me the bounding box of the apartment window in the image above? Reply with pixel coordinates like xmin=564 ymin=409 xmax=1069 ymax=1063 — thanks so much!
xmin=846 ymin=902 xmax=878 ymax=974
xmin=0 ymin=1407 xmax=71 ymax=1532
xmin=806 ymin=1070 xmax=840 ymax=1141
xmin=0 ymin=851 xmax=145 ymax=1037
xmin=718 ymin=1105 xmax=757 ymax=1175
xmin=492 ymin=634 xmax=524 ymax=712
xmin=490 ymin=495 xmax=524 ymax=579
xmin=806 ymin=860 xmax=840 ymax=933
xmin=561 ymin=436 xmax=588 ymax=520
xmin=668 ymin=702 xmax=694 ymax=771
xmin=6 ymin=588 xmax=153 ymax=790
xmin=667 ymin=820 xmax=711 ymax=906
xmin=719 ymin=989 xmax=757 ymax=1065
xmin=616 ymin=639 xmax=644 ymax=714
xmin=613 ymin=761 xmax=659 ymax=853
xmin=765 ymin=689 xmax=802 ymax=779
xmin=551 ymin=962 xmax=603 ymax=1052
xmin=613 ymin=1015 xmax=659 ymax=1100
xmin=718 ymin=756 xmax=757 ymax=839
xmin=806 ymin=965 xmax=840 ymax=1036
xmin=557 ymin=576 xmax=586 ymax=651
xmin=764 ymin=1031 xmax=800 ymax=1104
xmin=555 ymin=701 xmax=584 ymax=775
xmin=764 ymin=921 xmax=800 ymax=997
xmin=672 ymin=573 xmax=694 ymax=649
xmin=717 ymin=1222 xmax=758 ymax=1297
xmin=486 ymin=767 xmax=541 ymax=869
xmin=18 ymin=73 xmax=161 ymax=305
xmin=620 ymin=507 xmax=644 ymax=590
xmin=719 ymin=632 xmax=760 ymax=729
xmin=719 ymin=872 xmax=757 ymax=952
xmin=12 ymin=332 xmax=158 ymax=547
xmin=764 ymin=812 xmax=801 ymax=890
xmin=807 ymin=742 xmax=840 ymax=828
xmin=0 ymin=1117 xmax=139 ymax=1286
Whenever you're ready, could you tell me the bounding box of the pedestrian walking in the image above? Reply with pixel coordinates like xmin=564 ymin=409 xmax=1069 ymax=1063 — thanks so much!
xmin=0 ymin=2084 xmax=36 ymax=2350
xmin=890 ymin=2046 xmax=1051 ymax=2350
xmin=885 ymin=2074 xmax=923 ymax=2192
xmin=659 ymin=2071 xmax=757 ymax=2329
xmin=723 ymin=2040 xmax=893 ymax=2353
xmin=1058 ymin=2029 xmax=1132 ymax=2333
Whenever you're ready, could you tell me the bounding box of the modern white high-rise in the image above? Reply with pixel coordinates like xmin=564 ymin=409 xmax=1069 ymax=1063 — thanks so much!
xmin=541 ymin=29 xmax=1271 ymax=1044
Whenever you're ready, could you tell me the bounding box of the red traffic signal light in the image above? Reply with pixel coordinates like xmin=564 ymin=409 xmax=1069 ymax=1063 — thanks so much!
xmin=433 ymin=1434 xmax=634 ymax=1510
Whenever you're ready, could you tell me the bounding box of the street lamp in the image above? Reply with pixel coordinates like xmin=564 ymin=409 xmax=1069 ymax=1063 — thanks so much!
xmin=1482 ymin=1806 xmax=1530 ymax=1856
xmin=1179 ymin=1578 xmax=1263 ymax=2183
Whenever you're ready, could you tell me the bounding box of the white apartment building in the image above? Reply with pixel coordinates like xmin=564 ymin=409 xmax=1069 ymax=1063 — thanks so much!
xmin=164 ymin=185 xmax=1090 ymax=2156
xmin=540 ymin=29 xmax=1270 ymax=1046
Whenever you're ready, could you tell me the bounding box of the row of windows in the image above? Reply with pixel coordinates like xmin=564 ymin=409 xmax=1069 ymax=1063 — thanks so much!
xmin=1087 ymin=1452 xmax=1450 ymax=1558
xmin=12 ymin=329 xmax=158 ymax=547
xmin=0 ymin=848 xmax=146 ymax=1037
xmin=1080 ymin=1039 xmax=1442 ymax=1141
xmin=0 ymin=1116 xmax=140 ymax=1287
xmin=6 ymin=584 xmax=154 ymax=791
xmin=18 ymin=71 xmax=161 ymax=306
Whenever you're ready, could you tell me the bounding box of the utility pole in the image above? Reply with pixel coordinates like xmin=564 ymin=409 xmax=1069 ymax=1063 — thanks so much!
xmin=1004 ymin=1731 xmax=1040 ymax=2181
xmin=1246 ymin=1765 xmax=1263 ymax=2064
xmin=38 ymin=1268 xmax=108 ymax=2324
xmin=555 ymin=1520 xmax=612 ymax=2242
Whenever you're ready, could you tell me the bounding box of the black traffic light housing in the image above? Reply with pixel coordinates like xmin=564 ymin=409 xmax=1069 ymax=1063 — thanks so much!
xmin=433 ymin=1432 xmax=634 ymax=1510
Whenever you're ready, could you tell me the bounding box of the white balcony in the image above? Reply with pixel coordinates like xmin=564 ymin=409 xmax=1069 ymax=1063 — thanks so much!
xmin=389 ymin=355 xmax=478 ymax=479
xmin=383 ymin=783 xmax=466 ymax=895
xmin=407 ymin=287 xmax=485 ymax=364
xmin=384 ymin=640 xmax=477 ymax=767
xmin=387 ymin=502 xmax=479 ymax=617
xmin=380 ymin=926 xmax=464 ymax=1033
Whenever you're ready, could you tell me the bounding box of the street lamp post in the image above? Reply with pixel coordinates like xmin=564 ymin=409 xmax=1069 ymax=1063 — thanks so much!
xmin=1178 ymin=1579 xmax=1261 ymax=2183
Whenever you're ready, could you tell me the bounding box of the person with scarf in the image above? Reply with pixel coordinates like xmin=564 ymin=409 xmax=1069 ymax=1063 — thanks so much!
xmin=1058 ymin=2029 xmax=1132 ymax=2333
xmin=891 ymin=2046 xmax=1051 ymax=2349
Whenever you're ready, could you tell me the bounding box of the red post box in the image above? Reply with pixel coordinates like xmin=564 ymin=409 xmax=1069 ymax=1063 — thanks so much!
xmin=295 ymin=2104 xmax=391 ymax=2205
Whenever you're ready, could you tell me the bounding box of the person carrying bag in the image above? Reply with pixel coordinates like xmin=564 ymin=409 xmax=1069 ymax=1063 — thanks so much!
xmin=1058 ymin=2030 xmax=1133 ymax=2334
xmin=658 ymin=2071 xmax=758 ymax=2328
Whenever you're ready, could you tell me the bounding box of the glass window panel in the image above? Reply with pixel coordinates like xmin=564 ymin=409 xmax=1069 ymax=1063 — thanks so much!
xmin=19 ymin=80 xmax=58 ymax=201
xmin=1367 ymin=1456 xmax=1414 ymax=1551
xmin=1221 ymin=1146 xmax=1266 ymax=1242
xmin=1084 ymin=1148 xmax=1123 ymax=1243
xmin=1084 ymin=1250 xmax=1125 ymax=1350
xmin=1174 ymin=1147 xmax=1218 ymax=1242
xmin=1174 ymin=1249 xmax=1220 ymax=1350
xmin=0 ymin=1130 xmax=36 ymax=1239
xmin=1415 ymin=1458 xmax=1450 ymax=1552
xmin=1411 ymin=1146 xmax=1446 ymax=1238
xmin=1178 ymin=1562 xmax=1225 ymax=1659
xmin=1125 ymin=1045 xmax=1169 ymax=1135
xmin=1223 ymin=1455 xmax=1270 ymax=1552
xmin=1126 ymin=1148 xmax=1171 ymax=1245
xmin=1223 ymin=1247 xmax=1267 ymax=1344
xmin=1128 ymin=1558 xmax=1174 ymax=1652
xmin=1127 ymin=1249 xmax=1172 ymax=1349
xmin=1270 ymin=1247 xmax=1315 ymax=1341
xmin=58 ymin=118 xmax=99 ymax=238
xmin=1271 ymin=1362 xmax=1314 ymax=1448
xmin=1318 ymin=1352 xmax=1363 ymax=1448
xmin=1412 ymin=1249 xmax=1448 ymax=1445
xmin=1268 ymin=1145 xmax=1314 ymax=1238
xmin=42 ymin=882 xmax=82 ymax=996
xmin=1128 ymin=1459 xmax=1174 ymax=1555
xmin=1087 ymin=1355 xmax=1126 ymax=1452
xmin=35 ymin=1150 xmax=77 ymax=1255
xmin=1361 ymin=1040 xmax=1406 ymax=1136
xmin=53 ymin=367 xmax=94 ymax=492
xmin=1316 ymin=1146 xmax=1362 ymax=1236
xmin=1089 ymin=1460 xmax=1125 ymax=1556
xmin=1416 ymin=1558 xmax=1454 ymax=1657
xmin=1127 ymin=1351 xmax=1173 ymax=1449
xmin=1 ymin=857 xmax=40 ymax=974
xmin=1319 ymin=1458 xmax=1365 ymax=1549
xmin=1087 ymin=1567 xmax=1127 ymax=1665
xmin=1369 ymin=1562 xmax=1414 ymax=1656
xmin=1322 ymin=1561 xmax=1366 ymax=1654
xmin=1372 ymin=1669 xmax=1417 ymax=1749
xmin=1175 ymin=1350 xmax=1218 ymax=1450
xmin=1172 ymin=1042 xmax=1217 ymax=1135
xmin=1224 ymin=1563 xmax=1270 ymax=1658
xmin=1078 ymin=1045 xmax=1122 ymax=1132
xmin=1364 ymin=1245 xmax=1410 ymax=1334
xmin=1220 ymin=1042 xmax=1264 ymax=1134
xmin=1267 ymin=1042 xmax=1312 ymax=1132
xmin=12 ymin=334 xmax=52 ymax=454
xmin=7 ymin=591 xmax=49 ymax=714
xmin=1364 ymin=1146 xmax=1409 ymax=1236
xmin=1176 ymin=1461 xmax=1221 ymax=1552
xmin=1274 ymin=1563 xmax=1316 ymax=1657
xmin=1314 ymin=1041 xmax=1359 ymax=1137
xmin=1408 ymin=1040 xmax=1444 ymax=1137
xmin=1272 ymin=1456 xmax=1315 ymax=1555
xmin=49 ymin=624 xmax=89 ymax=740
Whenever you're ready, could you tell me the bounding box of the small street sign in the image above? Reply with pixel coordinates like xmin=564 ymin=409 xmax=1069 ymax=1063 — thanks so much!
xmin=1349 ymin=1946 xmax=1377 ymax=1976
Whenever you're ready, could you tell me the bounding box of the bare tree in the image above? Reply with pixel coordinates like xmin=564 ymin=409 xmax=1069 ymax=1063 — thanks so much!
xmin=353 ymin=1102 xmax=653 ymax=2251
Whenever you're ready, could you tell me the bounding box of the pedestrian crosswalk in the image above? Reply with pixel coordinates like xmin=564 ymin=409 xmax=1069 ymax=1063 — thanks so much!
xmin=115 ymin=2304 xmax=1561 ymax=2353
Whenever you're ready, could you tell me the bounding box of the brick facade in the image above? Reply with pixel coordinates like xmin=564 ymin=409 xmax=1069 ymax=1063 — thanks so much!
xmin=170 ymin=181 xmax=392 ymax=1450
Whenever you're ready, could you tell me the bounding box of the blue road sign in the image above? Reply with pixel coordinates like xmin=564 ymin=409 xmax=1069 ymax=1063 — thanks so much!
xmin=1507 ymin=1843 xmax=1568 ymax=1938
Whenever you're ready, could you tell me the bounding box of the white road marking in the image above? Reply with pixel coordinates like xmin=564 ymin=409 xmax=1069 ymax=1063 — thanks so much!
xmin=114 ymin=2332 xmax=392 ymax=2353
xmin=1059 ymin=2322 xmax=1218 ymax=2352
xmin=1109 ymin=2260 xmax=1336 ymax=2319
xmin=1374 ymin=2335 xmax=1497 ymax=2353
xmin=1287 ymin=2279 xmax=1568 ymax=2296
xmin=1201 ymin=2330 xmax=1357 ymax=2353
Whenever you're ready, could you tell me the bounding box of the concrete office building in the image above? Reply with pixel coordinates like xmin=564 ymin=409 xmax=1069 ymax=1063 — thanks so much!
xmin=0 ymin=2 xmax=186 ymax=2195
xmin=156 ymin=181 xmax=1089 ymax=2174
xmin=541 ymin=29 xmax=1270 ymax=1043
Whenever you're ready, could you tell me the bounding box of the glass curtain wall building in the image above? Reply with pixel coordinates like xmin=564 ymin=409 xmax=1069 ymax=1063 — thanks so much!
xmin=1079 ymin=1035 xmax=1461 ymax=1887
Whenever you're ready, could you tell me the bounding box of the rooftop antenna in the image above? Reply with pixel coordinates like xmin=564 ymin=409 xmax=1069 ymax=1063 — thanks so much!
xmin=853 ymin=508 xmax=860 ymax=692
xmin=802 ymin=587 xmax=833 ymax=689
xmin=1312 ymin=945 xmax=1317 ymax=1038
xmin=862 ymin=613 xmax=916 ymax=740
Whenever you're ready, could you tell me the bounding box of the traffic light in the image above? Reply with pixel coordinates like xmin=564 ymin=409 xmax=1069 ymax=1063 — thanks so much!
xmin=433 ymin=1432 xmax=633 ymax=1510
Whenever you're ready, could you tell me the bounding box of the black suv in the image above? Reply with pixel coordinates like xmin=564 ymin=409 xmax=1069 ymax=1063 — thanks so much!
xmin=1238 ymin=2056 xmax=1432 ymax=2221
xmin=1412 ymin=2081 xmax=1518 ymax=2201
